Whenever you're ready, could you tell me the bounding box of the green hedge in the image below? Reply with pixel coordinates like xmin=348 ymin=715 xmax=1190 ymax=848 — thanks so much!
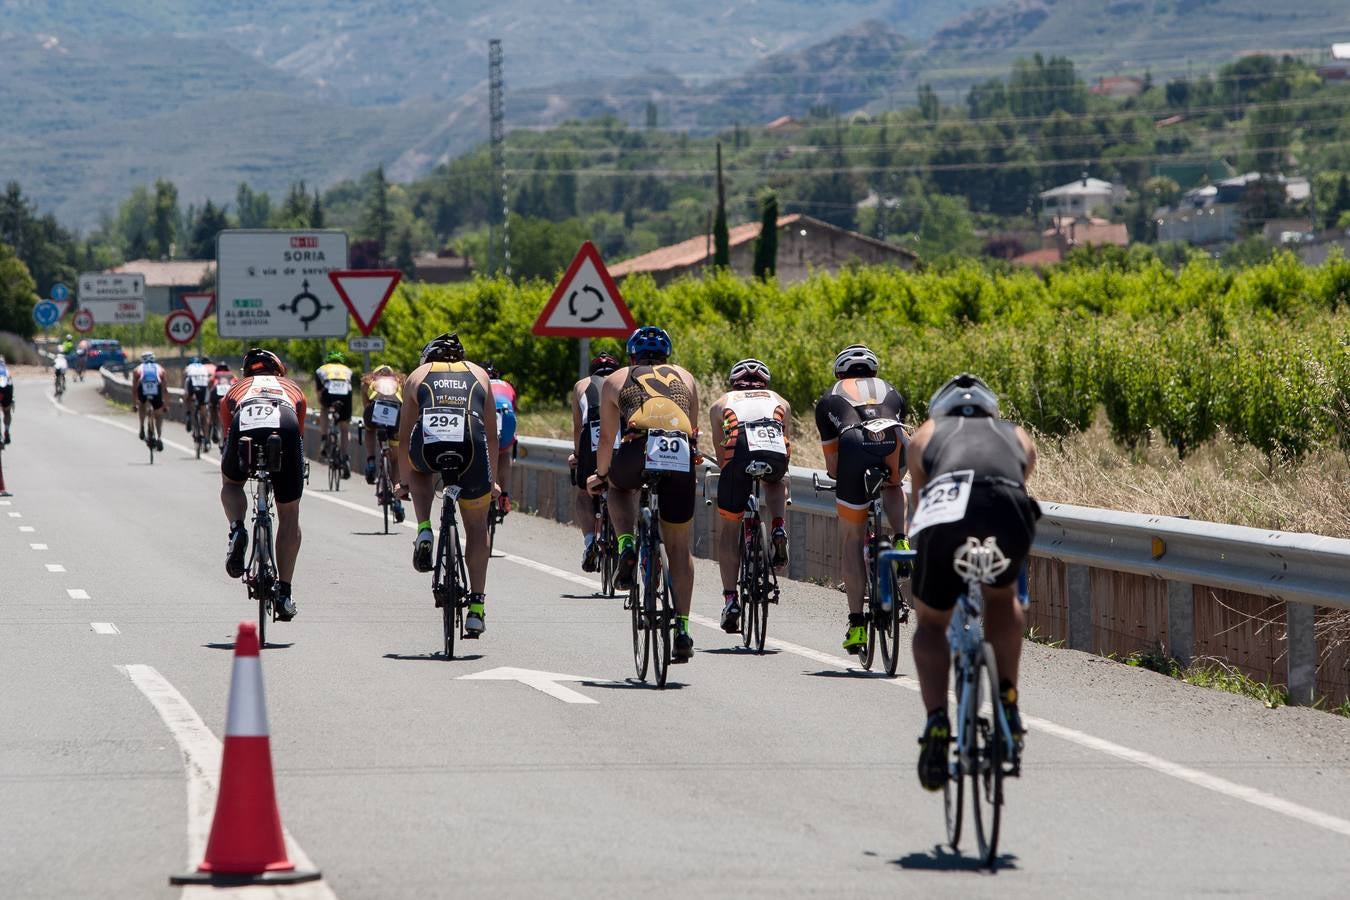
xmin=92 ymin=251 xmax=1350 ymax=459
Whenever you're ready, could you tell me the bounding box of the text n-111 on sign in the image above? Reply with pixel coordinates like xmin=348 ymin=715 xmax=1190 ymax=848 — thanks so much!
xmin=215 ymin=230 xmax=349 ymax=339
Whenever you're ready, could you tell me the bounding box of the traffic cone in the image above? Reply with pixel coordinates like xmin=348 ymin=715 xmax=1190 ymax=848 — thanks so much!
xmin=171 ymin=622 xmax=320 ymax=885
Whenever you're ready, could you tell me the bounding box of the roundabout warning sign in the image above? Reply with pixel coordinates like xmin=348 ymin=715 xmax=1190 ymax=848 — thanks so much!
xmin=215 ymin=230 xmax=349 ymax=338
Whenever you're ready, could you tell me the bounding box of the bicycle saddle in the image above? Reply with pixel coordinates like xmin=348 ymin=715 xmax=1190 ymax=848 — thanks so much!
xmin=952 ymin=536 xmax=1011 ymax=585
xmin=863 ymin=466 xmax=891 ymax=499
xmin=434 ymin=450 xmax=465 ymax=474
xmin=744 ymin=460 xmax=776 ymax=479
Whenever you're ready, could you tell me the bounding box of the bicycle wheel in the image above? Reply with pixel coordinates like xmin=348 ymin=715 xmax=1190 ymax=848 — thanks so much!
xmin=971 ymin=642 xmax=1004 ymax=867
xmin=652 ymin=559 xmax=673 ymax=689
xmin=379 ymin=468 xmax=390 ymax=534
xmin=877 ymin=599 xmax=903 ymax=677
xmin=629 ymin=581 xmax=649 ymax=680
xmin=434 ymin=504 xmax=457 ymax=660
xmin=600 ymin=509 xmax=617 ymax=597
xmin=488 ymin=506 xmax=498 ymax=556
xmin=946 ymin=655 xmax=975 ymax=850
xmin=753 ymin=569 xmax=771 ymax=654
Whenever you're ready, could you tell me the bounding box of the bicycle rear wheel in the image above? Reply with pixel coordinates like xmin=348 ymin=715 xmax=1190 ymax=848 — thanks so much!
xmin=652 ymin=572 xmax=673 ymax=688
xmin=629 ymin=583 xmax=649 ymax=680
xmin=877 ymin=602 xmax=902 ymax=676
xmin=600 ymin=510 xmax=617 ymax=597
xmin=971 ymin=642 xmax=1004 ymax=867
xmin=488 ymin=506 xmax=498 ymax=556
xmin=945 ymin=658 xmax=971 ymax=851
xmin=435 ymin=509 xmax=457 ymax=660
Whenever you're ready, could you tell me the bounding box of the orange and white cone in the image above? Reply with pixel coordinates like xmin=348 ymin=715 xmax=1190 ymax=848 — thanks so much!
xmin=171 ymin=622 xmax=320 ymax=885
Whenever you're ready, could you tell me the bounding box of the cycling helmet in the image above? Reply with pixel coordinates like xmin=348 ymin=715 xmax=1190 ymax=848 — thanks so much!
xmin=928 ymin=373 xmax=999 ymax=418
xmin=728 ymin=358 xmax=771 ymax=388
xmin=420 ymin=332 xmax=465 ymax=365
xmin=65 ymin=334 xmax=73 ymax=341
xmin=370 ymin=364 xmax=396 ymax=377
xmin=242 ymin=347 xmax=287 ymax=377
xmin=832 ymin=344 xmax=878 ymax=379
xmin=482 ymin=360 xmax=500 ymax=379
xmin=141 ymin=352 xmax=156 ymax=363
xmin=215 ymin=361 xmax=231 ymax=371
xmin=589 ymin=352 xmax=619 ymax=376
xmin=189 ymin=356 xmax=201 ymax=365
xmin=325 ymin=350 xmax=346 ymax=365
xmin=626 ymin=326 xmax=672 ymax=362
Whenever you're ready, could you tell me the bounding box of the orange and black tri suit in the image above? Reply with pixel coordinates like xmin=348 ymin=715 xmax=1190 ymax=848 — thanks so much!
xmin=814 ymin=377 xmax=907 ymax=523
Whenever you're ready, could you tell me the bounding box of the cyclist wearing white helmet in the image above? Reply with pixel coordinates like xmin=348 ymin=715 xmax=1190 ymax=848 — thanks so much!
xmin=906 ymin=373 xmax=1040 ymax=792
xmin=814 ymin=343 xmax=910 ymax=654
xmin=131 ymin=351 xmax=167 ymax=451
xmin=709 ymin=358 xmax=793 ymax=632
xmin=586 ymin=325 xmax=701 ymax=664
xmin=0 ymin=354 xmax=13 ymax=444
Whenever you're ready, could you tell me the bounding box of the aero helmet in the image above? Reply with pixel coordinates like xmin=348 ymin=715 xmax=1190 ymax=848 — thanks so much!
xmin=928 ymin=373 xmax=999 ymax=418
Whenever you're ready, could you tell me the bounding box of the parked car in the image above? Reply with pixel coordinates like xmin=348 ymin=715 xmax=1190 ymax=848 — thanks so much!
xmin=78 ymin=339 xmax=127 ymax=370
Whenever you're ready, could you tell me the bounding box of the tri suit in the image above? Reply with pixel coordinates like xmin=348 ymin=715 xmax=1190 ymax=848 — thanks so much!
xmin=814 ymin=377 xmax=907 ymax=523
xmin=911 ymin=416 xmax=1040 ymax=611
xmin=219 ymin=375 xmax=308 ymax=504
xmin=609 ymin=364 xmax=696 ymax=525
xmin=715 ymin=389 xmax=790 ymax=521
xmin=408 ymin=361 xmax=492 ymax=510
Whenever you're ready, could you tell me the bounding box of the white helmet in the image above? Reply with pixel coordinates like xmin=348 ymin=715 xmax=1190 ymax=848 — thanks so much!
xmin=832 ymin=344 xmax=878 ymax=379
xmin=141 ymin=351 xmax=156 ymax=363
xmin=928 ymin=373 xmax=1000 ymax=418
xmin=728 ymin=358 xmax=770 ymax=387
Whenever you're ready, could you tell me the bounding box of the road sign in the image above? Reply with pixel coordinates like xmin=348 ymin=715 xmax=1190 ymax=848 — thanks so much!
xmin=216 ymin=230 xmax=350 ymax=338
xmin=456 ymin=667 xmax=612 ymax=704
xmin=79 ymin=272 xmax=144 ymax=301
xmin=83 ymin=298 xmax=146 ymax=325
xmin=50 ymin=282 xmax=70 ymax=302
xmin=328 ymin=269 xmax=401 ymax=336
xmin=165 ymin=310 xmax=199 ymax=345
xmin=72 ymin=309 xmax=94 ymax=333
xmin=51 ymin=299 xmax=71 ymax=319
xmin=348 ymin=336 xmax=386 ymax=353
xmin=532 ymin=241 xmax=635 ymax=338
xmin=180 ymin=292 xmax=214 ymax=324
xmin=33 ymin=300 xmax=61 ymax=328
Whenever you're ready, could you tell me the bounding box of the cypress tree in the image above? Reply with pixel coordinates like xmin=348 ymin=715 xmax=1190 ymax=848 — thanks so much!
xmin=713 ymin=142 xmax=730 ymax=268
xmin=752 ymin=191 xmax=778 ymax=280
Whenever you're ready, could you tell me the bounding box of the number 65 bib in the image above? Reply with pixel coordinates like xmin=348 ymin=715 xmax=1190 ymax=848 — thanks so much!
xmin=908 ymin=469 xmax=974 ymax=537
xmin=422 ymin=408 xmax=466 ymax=443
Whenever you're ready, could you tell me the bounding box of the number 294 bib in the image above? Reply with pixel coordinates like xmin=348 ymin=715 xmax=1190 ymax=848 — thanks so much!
xmin=421 ymin=408 xmax=466 ymax=443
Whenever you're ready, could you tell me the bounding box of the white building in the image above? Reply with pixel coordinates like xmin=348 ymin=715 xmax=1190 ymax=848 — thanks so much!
xmin=1154 ymin=173 xmax=1311 ymax=245
xmin=1039 ymin=177 xmax=1127 ymax=222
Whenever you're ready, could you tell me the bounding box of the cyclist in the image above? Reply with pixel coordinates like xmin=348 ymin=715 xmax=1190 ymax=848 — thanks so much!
xmin=219 ymin=348 xmax=309 ymax=621
xmin=586 ymin=326 xmax=700 ymax=663
xmin=0 ymin=354 xmax=13 ymax=444
xmin=814 ymin=344 xmax=909 ymax=654
xmin=182 ymin=356 xmax=212 ymax=437
xmin=52 ymin=352 xmax=69 ymax=393
xmin=484 ymin=361 xmax=517 ymax=516
xmin=209 ymin=361 xmax=237 ymax=446
xmin=710 ymin=358 xmax=792 ymax=632
xmin=399 ymin=333 xmax=499 ymax=638
xmin=131 ymin=352 xmax=167 ymax=451
xmin=314 ymin=350 xmax=355 ymax=479
xmin=361 ymin=364 xmax=406 ymax=523
xmin=569 ymin=351 xmax=620 ymax=571
xmin=74 ymin=341 xmax=88 ymax=381
xmin=907 ymin=374 xmax=1040 ymax=791
xmin=59 ymin=333 xmax=75 ymax=356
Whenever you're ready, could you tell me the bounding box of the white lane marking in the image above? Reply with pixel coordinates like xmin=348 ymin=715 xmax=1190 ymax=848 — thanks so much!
xmin=118 ymin=665 xmax=338 ymax=899
xmin=458 ymin=666 xmax=611 ymax=704
xmin=67 ymin=588 xmax=90 ymax=600
xmin=7 ymin=511 xmax=20 ymax=517
xmin=75 ymin=399 xmax=1350 ymax=842
xmin=29 ymin=543 xmax=47 ymax=550
xmin=19 ymin=525 xmax=34 ymax=532
xmin=0 ymin=500 xmax=11 ymax=505
xmin=91 ymin=622 xmax=120 ymax=634
xmin=45 ymin=564 xmax=66 ymax=573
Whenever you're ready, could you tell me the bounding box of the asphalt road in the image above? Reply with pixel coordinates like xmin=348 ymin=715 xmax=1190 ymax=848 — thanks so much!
xmin=3 ymin=375 xmax=1350 ymax=899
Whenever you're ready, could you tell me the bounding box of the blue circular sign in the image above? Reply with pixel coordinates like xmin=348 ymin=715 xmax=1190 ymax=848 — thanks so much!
xmin=33 ymin=300 xmax=61 ymax=327
xmin=50 ymin=282 xmax=70 ymax=302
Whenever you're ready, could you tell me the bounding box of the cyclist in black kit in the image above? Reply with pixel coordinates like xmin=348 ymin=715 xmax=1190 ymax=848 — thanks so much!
xmin=907 ymin=373 xmax=1040 ymax=791
xmin=569 ymin=351 xmax=620 ymax=571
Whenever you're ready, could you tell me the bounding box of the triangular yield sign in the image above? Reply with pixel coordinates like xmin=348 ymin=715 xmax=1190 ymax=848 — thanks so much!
xmin=328 ymin=269 xmax=402 ymax=336
xmin=532 ymin=241 xmax=635 ymax=338
xmin=180 ymin=292 xmax=214 ymax=324
xmin=52 ymin=300 xmax=71 ymax=319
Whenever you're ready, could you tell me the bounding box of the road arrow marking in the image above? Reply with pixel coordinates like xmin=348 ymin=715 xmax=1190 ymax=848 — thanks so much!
xmin=457 ymin=666 xmax=611 ymax=704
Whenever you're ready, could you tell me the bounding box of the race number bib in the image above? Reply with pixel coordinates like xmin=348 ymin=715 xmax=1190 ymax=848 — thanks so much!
xmin=240 ymin=402 xmax=282 ymax=432
xmin=0 ymin=375 xmax=9 ymax=388
xmin=495 ymin=410 xmax=503 ymax=433
xmin=215 ymin=382 xmax=232 ymax=397
xmin=645 ymin=431 xmax=690 ymax=473
xmin=141 ymin=382 xmax=160 ymax=396
xmin=862 ymin=417 xmax=900 ymax=435
xmin=371 ymin=399 xmax=399 ymax=428
xmin=745 ymin=420 xmax=786 ymax=455
xmin=326 ymin=380 xmax=351 ymax=396
xmin=422 ymin=407 xmax=466 ymax=443
xmin=908 ymin=470 xmax=975 ymax=537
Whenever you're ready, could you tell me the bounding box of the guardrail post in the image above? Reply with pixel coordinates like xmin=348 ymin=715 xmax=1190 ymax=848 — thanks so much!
xmin=787 ymin=510 xmax=807 ymax=582
xmin=1066 ymin=563 xmax=1093 ymax=652
xmin=1285 ymin=602 xmax=1317 ymax=706
xmin=1166 ymin=581 xmax=1194 ymax=666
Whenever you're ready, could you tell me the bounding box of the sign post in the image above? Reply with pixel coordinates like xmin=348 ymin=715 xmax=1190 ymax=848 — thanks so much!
xmin=78 ymin=272 xmax=146 ymax=325
xmin=327 ymin=269 xmax=402 ymax=370
xmin=215 ymin=231 xmax=350 ymax=339
xmin=180 ymin=292 xmax=214 ymax=358
xmin=532 ymin=241 xmax=635 ymax=378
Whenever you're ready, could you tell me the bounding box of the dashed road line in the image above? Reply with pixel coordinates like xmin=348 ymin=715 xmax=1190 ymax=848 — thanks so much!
xmin=7 ymin=511 xmax=20 ymax=517
xmin=45 ymin=564 xmax=66 ymax=573
xmin=19 ymin=525 xmax=35 ymax=532
xmin=91 ymin=622 xmax=120 ymax=634
xmin=29 ymin=542 xmax=47 ymax=550
xmin=67 ymin=588 xmax=90 ymax=600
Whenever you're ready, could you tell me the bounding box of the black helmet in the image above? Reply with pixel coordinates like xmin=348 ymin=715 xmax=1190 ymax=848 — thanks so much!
xmin=482 ymin=360 xmax=500 ymax=379
xmin=928 ymin=373 xmax=999 ymax=418
xmin=420 ymin=332 xmax=465 ymax=365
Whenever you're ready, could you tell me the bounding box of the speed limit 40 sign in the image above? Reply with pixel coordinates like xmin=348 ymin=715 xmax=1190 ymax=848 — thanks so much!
xmin=165 ymin=310 xmax=200 ymax=345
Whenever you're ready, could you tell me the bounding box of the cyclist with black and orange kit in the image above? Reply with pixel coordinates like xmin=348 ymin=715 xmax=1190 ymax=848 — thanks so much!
xmin=400 ymin=333 xmax=499 ymax=639
xmin=586 ymin=326 xmax=700 ymax=663
xmin=814 ymin=344 xmax=910 ymax=654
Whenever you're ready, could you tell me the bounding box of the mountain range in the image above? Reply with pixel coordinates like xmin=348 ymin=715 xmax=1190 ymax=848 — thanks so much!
xmin=1 ymin=0 xmax=1345 ymax=229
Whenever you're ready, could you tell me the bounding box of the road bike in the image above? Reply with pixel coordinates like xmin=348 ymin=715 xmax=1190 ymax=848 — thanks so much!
xmin=703 ymin=460 xmax=781 ymax=654
xmin=238 ymin=432 xmax=284 ymax=649
xmin=321 ymin=410 xmax=343 ymax=492
xmin=593 ymin=492 xmax=618 ymax=597
xmin=879 ymin=541 xmax=1027 ymax=868
xmin=431 ymin=451 xmax=471 ymax=660
xmin=487 ymin=496 xmax=506 ymax=555
xmin=53 ymin=368 xmax=66 ymax=400
xmin=813 ymin=466 xmax=907 ymax=675
xmin=188 ymin=396 xmax=210 ymax=458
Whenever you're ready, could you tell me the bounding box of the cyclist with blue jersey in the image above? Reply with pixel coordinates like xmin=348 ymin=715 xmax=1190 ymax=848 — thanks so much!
xmin=907 ymin=374 xmax=1040 ymax=791
xmin=131 ymin=352 xmax=167 ymax=451
xmin=484 ymin=362 xmax=517 ymax=515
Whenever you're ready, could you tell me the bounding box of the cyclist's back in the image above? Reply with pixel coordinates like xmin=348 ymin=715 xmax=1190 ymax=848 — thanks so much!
xmin=815 ymin=374 xmax=906 ymax=521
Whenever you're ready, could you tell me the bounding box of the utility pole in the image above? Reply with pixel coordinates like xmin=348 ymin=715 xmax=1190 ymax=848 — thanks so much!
xmin=488 ymin=39 xmax=509 ymax=276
